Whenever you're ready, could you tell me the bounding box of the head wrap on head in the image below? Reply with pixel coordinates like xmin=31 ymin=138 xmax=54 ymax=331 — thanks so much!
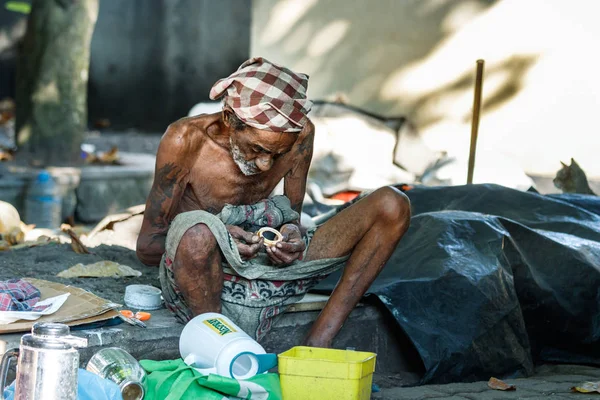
xmin=209 ymin=57 xmax=313 ymax=133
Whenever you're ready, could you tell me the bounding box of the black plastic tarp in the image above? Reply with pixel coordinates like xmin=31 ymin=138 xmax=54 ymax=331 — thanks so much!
xmin=314 ymin=184 xmax=600 ymax=384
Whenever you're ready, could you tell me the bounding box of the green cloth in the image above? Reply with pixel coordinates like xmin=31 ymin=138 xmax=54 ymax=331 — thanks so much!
xmin=140 ymin=359 xmax=282 ymax=400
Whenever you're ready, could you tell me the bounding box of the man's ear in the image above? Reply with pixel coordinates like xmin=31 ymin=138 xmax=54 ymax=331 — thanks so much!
xmin=222 ymin=107 xmax=233 ymax=128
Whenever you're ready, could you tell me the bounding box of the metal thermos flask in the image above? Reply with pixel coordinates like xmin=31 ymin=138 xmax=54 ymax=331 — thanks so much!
xmin=0 ymin=322 xmax=87 ymax=400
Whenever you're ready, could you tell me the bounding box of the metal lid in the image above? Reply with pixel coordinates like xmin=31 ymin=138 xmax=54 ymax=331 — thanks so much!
xmin=22 ymin=322 xmax=87 ymax=350
xmin=32 ymin=322 xmax=70 ymax=337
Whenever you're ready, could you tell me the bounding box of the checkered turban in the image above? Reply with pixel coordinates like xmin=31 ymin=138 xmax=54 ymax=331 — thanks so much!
xmin=209 ymin=57 xmax=313 ymax=133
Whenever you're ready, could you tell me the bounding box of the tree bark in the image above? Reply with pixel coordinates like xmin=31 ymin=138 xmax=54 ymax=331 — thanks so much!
xmin=16 ymin=0 xmax=99 ymax=166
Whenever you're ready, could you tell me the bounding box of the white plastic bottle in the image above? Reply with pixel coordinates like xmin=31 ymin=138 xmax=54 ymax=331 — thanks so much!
xmin=25 ymin=170 xmax=62 ymax=229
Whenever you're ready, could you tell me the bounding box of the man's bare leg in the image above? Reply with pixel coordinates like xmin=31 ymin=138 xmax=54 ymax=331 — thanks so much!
xmin=303 ymin=186 xmax=411 ymax=347
xmin=172 ymin=223 xmax=223 ymax=314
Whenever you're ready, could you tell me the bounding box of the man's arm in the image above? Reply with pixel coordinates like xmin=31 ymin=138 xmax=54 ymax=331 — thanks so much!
xmin=266 ymin=122 xmax=314 ymax=265
xmin=136 ymin=126 xmax=190 ymax=266
xmin=283 ymin=121 xmax=314 ymax=223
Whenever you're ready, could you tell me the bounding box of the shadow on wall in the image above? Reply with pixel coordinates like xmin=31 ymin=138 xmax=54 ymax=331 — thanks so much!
xmin=252 ymin=0 xmax=508 ymax=116
xmin=413 ymin=55 xmax=537 ymax=129
xmin=253 ymin=0 xmax=600 ymax=177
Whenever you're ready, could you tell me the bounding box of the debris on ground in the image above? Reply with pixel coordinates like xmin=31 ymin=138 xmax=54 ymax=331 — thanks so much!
xmin=93 ymin=117 xmax=111 ymax=129
xmin=572 ymin=381 xmax=600 ymax=393
xmin=0 ymin=201 xmax=39 ymax=250
xmin=61 ymin=224 xmax=91 ymax=254
xmin=8 ymin=236 xmax=59 ymax=250
xmin=57 ymin=260 xmax=142 ymax=278
xmin=0 ymin=200 xmax=21 ymax=234
xmin=488 ymin=377 xmax=516 ymax=391
xmin=82 ymin=145 xmax=122 ymax=165
xmin=83 ymin=204 xmax=145 ymax=251
xmin=0 ymin=149 xmax=13 ymax=161
xmin=3 ymin=227 xmax=24 ymax=245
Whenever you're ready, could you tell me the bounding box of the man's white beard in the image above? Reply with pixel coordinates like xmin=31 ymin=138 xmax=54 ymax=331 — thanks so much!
xmin=230 ymin=137 xmax=260 ymax=176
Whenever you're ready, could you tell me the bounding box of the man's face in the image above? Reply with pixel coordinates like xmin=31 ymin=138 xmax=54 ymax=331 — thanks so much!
xmin=229 ymin=127 xmax=297 ymax=176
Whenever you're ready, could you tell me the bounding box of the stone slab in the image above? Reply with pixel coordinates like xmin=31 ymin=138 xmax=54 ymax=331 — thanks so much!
xmin=0 ymin=152 xmax=155 ymax=224
xmin=0 ymin=301 xmax=425 ymax=380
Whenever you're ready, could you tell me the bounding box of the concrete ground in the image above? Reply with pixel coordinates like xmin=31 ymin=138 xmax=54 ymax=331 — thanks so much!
xmin=1 ymin=245 xmax=599 ymax=399
xmin=374 ymin=364 xmax=600 ymax=400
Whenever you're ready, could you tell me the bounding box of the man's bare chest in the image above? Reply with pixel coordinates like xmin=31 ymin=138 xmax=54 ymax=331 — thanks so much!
xmin=182 ymin=149 xmax=290 ymax=213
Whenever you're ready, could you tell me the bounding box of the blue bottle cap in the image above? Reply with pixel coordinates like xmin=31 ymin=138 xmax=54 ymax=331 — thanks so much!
xmin=37 ymin=170 xmax=52 ymax=183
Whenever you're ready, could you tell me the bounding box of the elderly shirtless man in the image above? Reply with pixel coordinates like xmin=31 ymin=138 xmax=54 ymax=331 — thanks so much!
xmin=137 ymin=57 xmax=411 ymax=347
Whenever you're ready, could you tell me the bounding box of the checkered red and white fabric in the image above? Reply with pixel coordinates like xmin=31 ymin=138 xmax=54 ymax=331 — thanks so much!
xmin=209 ymin=57 xmax=313 ymax=133
xmin=0 ymin=279 xmax=48 ymax=312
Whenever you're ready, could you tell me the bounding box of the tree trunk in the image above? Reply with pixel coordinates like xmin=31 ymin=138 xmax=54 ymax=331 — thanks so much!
xmin=16 ymin=0 xmax=99 ymax=166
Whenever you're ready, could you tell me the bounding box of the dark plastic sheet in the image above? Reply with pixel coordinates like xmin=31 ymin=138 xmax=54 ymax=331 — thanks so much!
xmin=314 ymin=184 xmax=600 ymax=384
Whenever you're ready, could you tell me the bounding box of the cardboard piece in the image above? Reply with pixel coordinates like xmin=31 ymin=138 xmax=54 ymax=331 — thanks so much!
xmin=0 ymin=278 xmax=121 ymax=334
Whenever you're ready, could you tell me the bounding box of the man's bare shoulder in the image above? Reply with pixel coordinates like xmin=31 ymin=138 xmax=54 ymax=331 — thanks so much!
xmin=294 ymin=119 xmax=315 ymax=154
xmin=299 ymin=118 xmax=315 ymax=141
xmin=158 ymin=113 xmax=221 ymax=156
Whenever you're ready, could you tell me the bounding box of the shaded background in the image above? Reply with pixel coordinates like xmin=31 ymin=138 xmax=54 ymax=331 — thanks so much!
xmin=2 ymin=0 xmax=599 ymax=177
xmin=251 ymin=0 xmax=600 ymax=178
xmin=0 ymin=0 xmax=251 ymax=131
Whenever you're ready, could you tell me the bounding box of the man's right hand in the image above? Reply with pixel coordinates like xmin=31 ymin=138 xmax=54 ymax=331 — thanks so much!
xmin=226 ymin=225 xmax=263 ymax=260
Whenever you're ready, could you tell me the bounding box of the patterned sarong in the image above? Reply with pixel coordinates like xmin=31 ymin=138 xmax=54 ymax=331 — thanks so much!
xmin=159 ymin=201 xmax=348 ymax=341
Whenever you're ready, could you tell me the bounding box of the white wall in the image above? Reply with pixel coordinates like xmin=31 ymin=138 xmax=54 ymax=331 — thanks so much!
xmin=252 ymin=0 xmax=600 ymax=178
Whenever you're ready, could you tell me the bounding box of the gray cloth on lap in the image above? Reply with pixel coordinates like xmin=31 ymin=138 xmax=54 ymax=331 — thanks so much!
xmin=165 ymin=207 xmax=348 ymax=281
xmin=219 ymin=195 xmax=300 ymax=231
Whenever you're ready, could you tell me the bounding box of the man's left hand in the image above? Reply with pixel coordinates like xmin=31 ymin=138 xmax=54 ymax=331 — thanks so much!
xmin=266 ymin=224 xmax=306 ymax=266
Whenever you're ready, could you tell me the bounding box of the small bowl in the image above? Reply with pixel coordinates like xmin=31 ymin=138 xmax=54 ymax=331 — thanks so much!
xmin=124 ymin=285 xmax=163 ymax=310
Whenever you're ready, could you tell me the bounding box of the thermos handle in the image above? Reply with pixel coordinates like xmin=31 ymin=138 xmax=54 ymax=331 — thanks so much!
xmin=229 ymin=352 xmax=278 ymax=378
xmin=254 ymin=353 xmax=278 ymax=374
xmin=0 ymin=348 xmax=19 ymax=400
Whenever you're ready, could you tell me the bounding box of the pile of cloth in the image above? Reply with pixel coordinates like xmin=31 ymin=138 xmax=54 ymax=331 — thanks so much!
xmin=0 ymin=279 xmax=48 ymax=312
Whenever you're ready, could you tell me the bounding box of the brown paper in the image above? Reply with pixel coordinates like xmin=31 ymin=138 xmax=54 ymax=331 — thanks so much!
xmin=0 ymin=278 xmax=121 ymax=334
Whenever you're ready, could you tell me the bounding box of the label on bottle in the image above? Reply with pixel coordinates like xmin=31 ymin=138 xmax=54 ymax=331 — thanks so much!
xmin=203 ymin=318 xmax=237 ymax=336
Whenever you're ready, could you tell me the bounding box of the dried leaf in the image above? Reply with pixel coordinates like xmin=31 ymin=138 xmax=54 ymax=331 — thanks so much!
xmin=83 ymin=153 xmax=98 ymax=164
xmin=572 ymin=381 xmax=600 ymax=393
xmin=57 ymin=261 xmax=142 ymax=278
xmin=94 ymin=118 xmax=111 ymax=129
xmin=9 ymin=236 xmax=58 ymax=250
xmin=488 ymin=377 xmax=516 ymax=391
xmin=0 ymin=150 xmax=13 ymax=161
xmin=99 ymin=146 xmax=119 ymax=164
xmin=5 ymin=227 xmax=24 ymax=245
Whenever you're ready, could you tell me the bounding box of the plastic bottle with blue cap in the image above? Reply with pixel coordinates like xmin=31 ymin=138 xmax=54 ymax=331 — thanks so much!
xmin=25 ymin=170 xmax=62 ymax=229
xmin=179 ymin=312 xmax=278 ymax=380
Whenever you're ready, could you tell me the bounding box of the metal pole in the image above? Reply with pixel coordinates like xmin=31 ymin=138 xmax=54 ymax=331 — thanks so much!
xmin=467 ymin=59 xmax=485 ymax=184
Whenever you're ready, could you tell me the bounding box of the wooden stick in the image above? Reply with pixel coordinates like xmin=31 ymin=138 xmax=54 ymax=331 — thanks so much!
xmin=467 ymin=59 xmax=485 ymax=184
xmin=61 ymin=225 xmax=91 ymax=254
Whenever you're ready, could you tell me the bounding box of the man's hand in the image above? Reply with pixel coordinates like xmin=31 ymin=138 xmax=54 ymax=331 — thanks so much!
xmin=266 ymin=224 xmax=306 ymax=266
xmin=227 ymin=225 xmax=263 ymax=260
